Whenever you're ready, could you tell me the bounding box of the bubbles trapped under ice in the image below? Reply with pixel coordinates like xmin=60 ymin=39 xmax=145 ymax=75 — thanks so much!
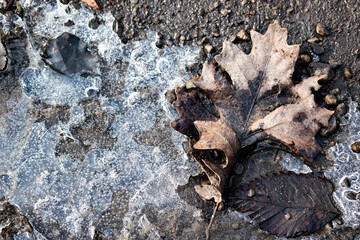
xmin=325 ymin=101 xmax=360 ymax=228
xmin=1 ymin=1 xmax=201 ymax=238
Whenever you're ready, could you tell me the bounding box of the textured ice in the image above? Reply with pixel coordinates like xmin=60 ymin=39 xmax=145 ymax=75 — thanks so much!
xmin=1 ymin=1 xmax=201 ymax=239
xmin=21 ymin=66 xmax=100 ymax=105
xmin=325 ymin=101 xmax=360 ymax=228
xmin=279 ymin=152 xmax=312 ymax=174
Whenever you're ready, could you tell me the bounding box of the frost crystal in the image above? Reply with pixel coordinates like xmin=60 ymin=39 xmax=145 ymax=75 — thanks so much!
xmin=325 ymin=101 xmax=360 ymax=228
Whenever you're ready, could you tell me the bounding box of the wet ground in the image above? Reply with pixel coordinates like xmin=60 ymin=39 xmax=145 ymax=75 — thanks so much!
xmin=1 ymin=0 xmax=360 ymax=239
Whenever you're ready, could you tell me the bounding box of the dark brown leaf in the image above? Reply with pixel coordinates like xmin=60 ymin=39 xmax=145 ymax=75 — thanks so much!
xmin=227 ymin=172 xmax=339 ymax=237
xmin=171 ymin=87 xmax=216 ymax=137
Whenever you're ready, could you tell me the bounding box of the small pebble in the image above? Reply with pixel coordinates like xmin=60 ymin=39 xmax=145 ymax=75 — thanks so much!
xmin=0 ymin=41 xmax=7 ymax=71
xmin=221 ymin=9 xmax=229 ymax=16
xmin=298 ymin=54 xmax=311 ymax=63
xmin=209 ymin=2 xmax=220 ymax=11
xmin=329 ymin=88 xmax=340 ymax=95
xmin=204 ymin=44 xmax=214 ymax=54
xmin=286 ymin=7 xmax=294 ymax=14
xmin=341 ymin=178 xmax=351 ymax=187
xmin=313 ymin=62 xmax=334 ymax=80
xmin=64 ymin=20 xmax=75 ymax=27
xmin=342 ymin=68 xmax=352 ymax=79
xmin=200 ymin=37 xmax=209 ymax=44
xmin=231 ymin=223 xmax=240 ymax=230
xmin=234 ymin=163 xmax=244 ymax=175
xmin=351 ymin=142 xmax=360 ymax=153
xmin=218 ymin=201 xmax=224 ymax=211
xmin=65 ymin=137 xmax=74 ymax=143
xmin=324 ymin=223 xmax=332 ymax=230
xmin=153 ymin=17 xmax=160 ymax=24
xmin=229 ymin=35 xmax=237 ymax=43
xmin=335 ymin=103 xmax=346 ymax=116
xmin=88 ymin=17 xmax=101 ymax=29
xmin=113 ymin=21 xmax=123 ymax=34
xmin=312 ymin=42 xmax=324 ymax=55
xmin=236 ymin=30 xmax=250 ymax=41
xmin=247 ymin=189 xmax=255 ymax=197
xmin=324 ymin=94 xmax=337 ymax=106
xmin=284 ymin=213 xmax=291 ymax=220
xmin=157 ymin=49 xmax=164 ymax=56
xmin=329 ymin=58 xmax=341 ymax=68
xmin=173 ymin=33 xmax=178 ymax=39
xmin=345 ymin=191 xmax=357 ymax=200
xmin=316 ymin=23 xmax=330 ymax=36
xmin=179 ymin=36 xmax=185 ymax=41
xmin=334 ymin=218 xmax=343 ymax=225
xmin=320 ymin=116 xmax=337 ymax=137
xmin=307 ymin=37 xmax=319 ymax=44
xmin=198 ymin=8 xmax=205 ymax=16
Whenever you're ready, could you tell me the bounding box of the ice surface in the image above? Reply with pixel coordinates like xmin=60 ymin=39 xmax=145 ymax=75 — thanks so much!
xmin=325 ymin=101 xmax=360 ymax=228
xmin=21 ymin=66 xmax=99 ymax=105
xmin=279 ymin=152 xmax=312 ymax=174
xmin=2 ymin=1 xmax=201 ymax=238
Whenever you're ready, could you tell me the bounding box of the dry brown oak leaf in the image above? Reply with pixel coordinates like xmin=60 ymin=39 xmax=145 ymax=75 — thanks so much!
xmin=81 ymin=0 xmax=100 ymax=10
xmin=227 ymin=172 xmax=339 ymax=238
xmin=171 ymin=21 xmax=334 ymax=203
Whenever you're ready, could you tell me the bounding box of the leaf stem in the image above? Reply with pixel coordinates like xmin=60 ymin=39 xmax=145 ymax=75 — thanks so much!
xmin=241 ymin=131 xmax=267 ymax=148
xmin=206 ymin=201 xmax=220 ymax=240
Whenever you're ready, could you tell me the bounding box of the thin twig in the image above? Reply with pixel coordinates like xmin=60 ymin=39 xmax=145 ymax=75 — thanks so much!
xmin=206 ymin=201 xmax=220 ymax=240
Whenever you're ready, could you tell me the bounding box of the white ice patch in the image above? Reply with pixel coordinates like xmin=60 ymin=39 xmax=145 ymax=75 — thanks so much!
xmin=20 ymin=66 xmax=98 ymax=105
xmin=325 ymin=101 xmax=360 ymax=228
xmin=279 ymin=152 xmax=312 ymax=174
xmin=3 ymin=0 xmax=201 ymax=239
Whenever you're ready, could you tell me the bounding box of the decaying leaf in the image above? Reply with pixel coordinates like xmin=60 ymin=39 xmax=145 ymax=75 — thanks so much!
xmin=193 ymin=119 xmax=241 ymax=202
xmin=250 ymin=75 xmax=334 ymax=161
xmin=81 ymin=0 xmax=100 ymax=10
xmin=170 ymin=87 xmax=216 ymax=138
xmin=227 ymin=173 xmax=339 ymax=237
xmin=171 ymin=21 xmax=334 ymax=203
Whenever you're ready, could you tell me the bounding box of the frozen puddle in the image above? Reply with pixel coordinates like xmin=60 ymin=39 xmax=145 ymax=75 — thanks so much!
xmin=325 ymin=101 xmax=360 ymax=229
xmin=1 ymin=1 xmax=201 ymax=239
